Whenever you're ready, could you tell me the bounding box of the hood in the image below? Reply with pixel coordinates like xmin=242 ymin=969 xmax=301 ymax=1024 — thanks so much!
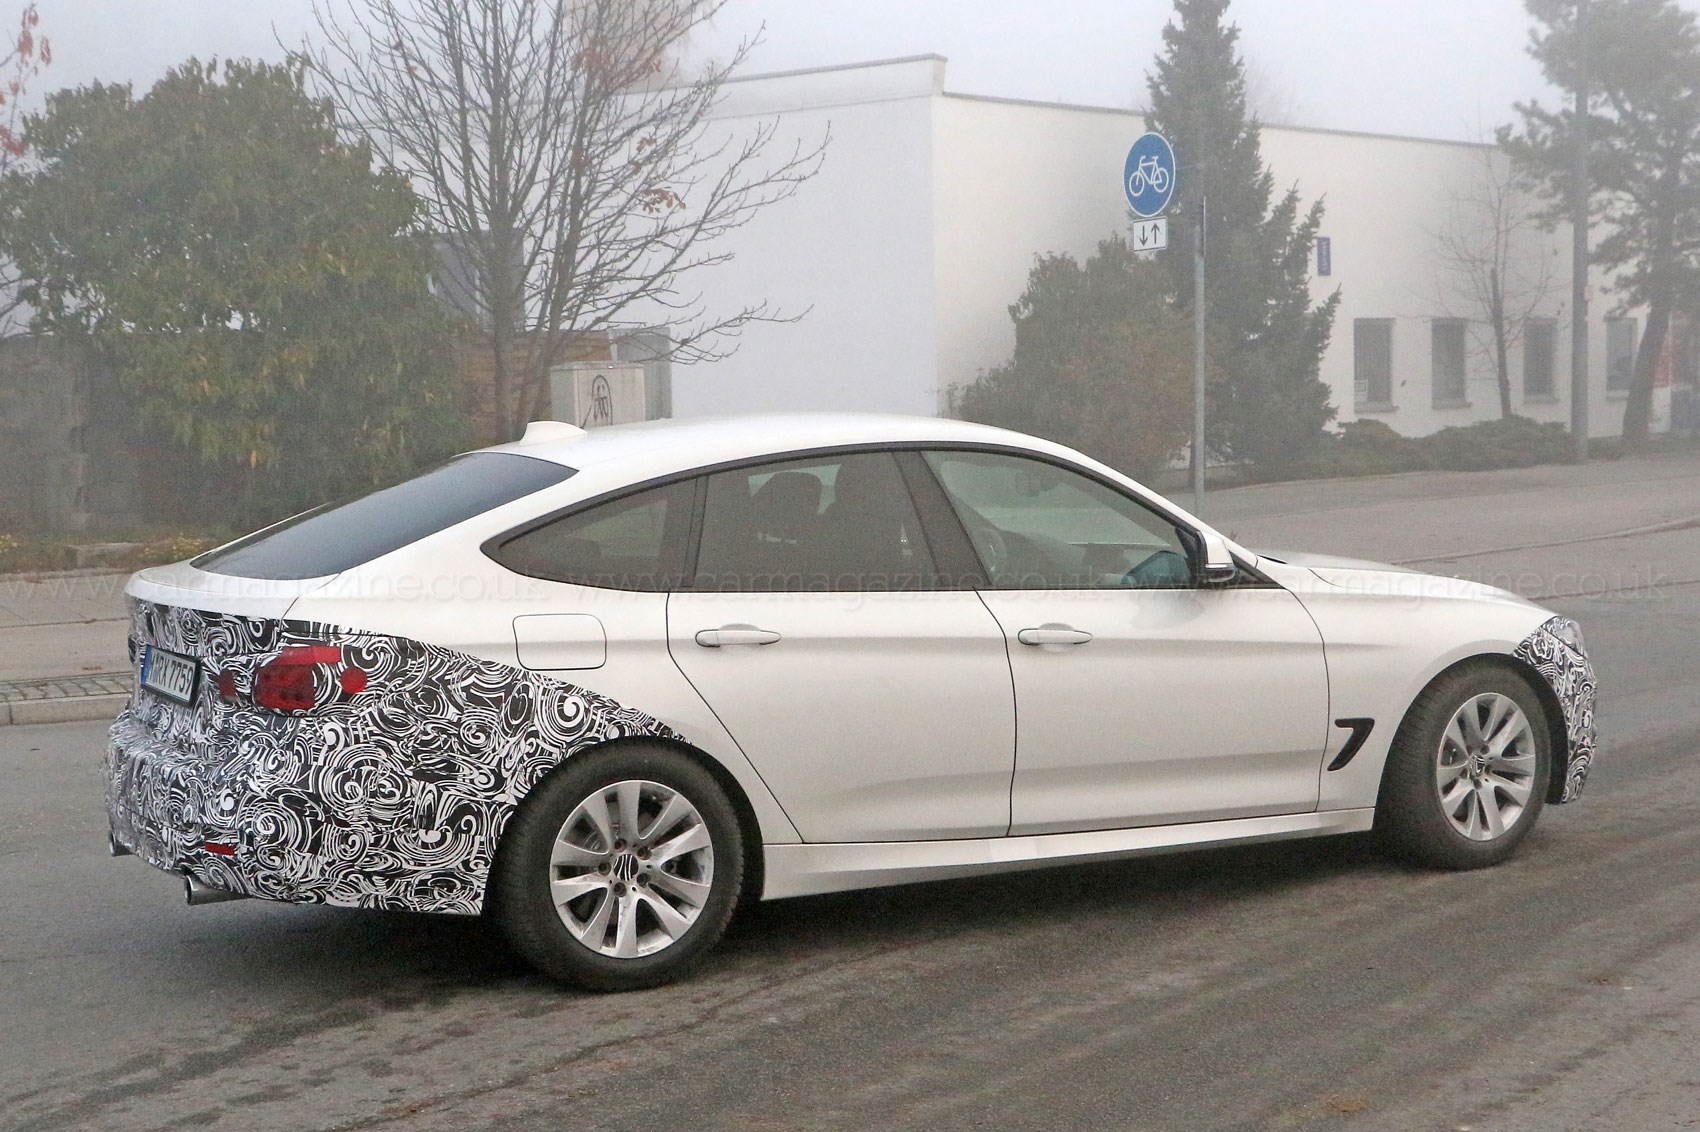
xmin=1255 ymin=549 xmax=1417 ymax=574
xmin=1257 ymin=549 xmax=1541 ymax=611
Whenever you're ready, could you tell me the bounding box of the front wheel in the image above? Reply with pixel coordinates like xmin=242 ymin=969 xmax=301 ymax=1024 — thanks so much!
xmin=1376 ymin=664 xmax=1553 ymax=870
xmin=490 ymin=743 xmax=745 ymax=991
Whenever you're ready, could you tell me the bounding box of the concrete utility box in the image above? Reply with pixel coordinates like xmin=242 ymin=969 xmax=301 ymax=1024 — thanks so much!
xmin=549 ymin=362 xmax=648 ymax=429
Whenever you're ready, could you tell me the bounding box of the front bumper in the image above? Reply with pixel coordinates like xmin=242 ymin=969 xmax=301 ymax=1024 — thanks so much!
xmin=1515 ymin=615 xmax=1598 ymax=803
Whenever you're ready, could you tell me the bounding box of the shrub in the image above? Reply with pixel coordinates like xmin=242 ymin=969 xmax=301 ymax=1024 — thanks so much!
xmin=1292 ymin=415 xmax=1576 ymax=480
xmin=1422 ymin=416 xmax=1573 ymax=471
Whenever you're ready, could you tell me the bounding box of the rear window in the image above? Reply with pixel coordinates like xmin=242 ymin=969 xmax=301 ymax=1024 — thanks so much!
xmin=194 ymin=453 xmax=576 ymax=580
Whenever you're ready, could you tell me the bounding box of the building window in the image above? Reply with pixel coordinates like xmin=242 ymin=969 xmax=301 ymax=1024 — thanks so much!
xmin=1431 ymin=319 xmax=1469 ymax=406
xmin=1607 ymin=317 xmax=1638 ymax=393
xmin=1354 ymin=319 xmax=1393 ymax=409
xmin=1524 ymin=319 xmax=1556 ymax=399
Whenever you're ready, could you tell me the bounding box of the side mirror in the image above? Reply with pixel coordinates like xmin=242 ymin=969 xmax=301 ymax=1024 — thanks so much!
xmin=1197 ymin=530 xmax=1238 ymax=586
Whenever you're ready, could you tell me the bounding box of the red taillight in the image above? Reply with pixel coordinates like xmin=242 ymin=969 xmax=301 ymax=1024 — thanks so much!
xmin=254 ymin=658 xmax=318 ymax=712
xmin=216 ymin=670 xmax=239 ymax=700
xmin=279 ymin=644 xmax=343 ymax=665
xmin=252 ymin=643 xmax=367 ymax=713
xmin=203 ymin=842 xmax=236 ymax=856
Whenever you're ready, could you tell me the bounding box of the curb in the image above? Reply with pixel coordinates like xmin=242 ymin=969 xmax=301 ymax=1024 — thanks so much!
xmin=0 ymin=566 xmax=133 ymax=584
xmin=4 ymin=693 xmax=127 ymax=726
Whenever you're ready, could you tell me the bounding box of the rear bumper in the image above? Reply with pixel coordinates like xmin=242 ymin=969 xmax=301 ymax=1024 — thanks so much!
xmin=106 ymin=705 xmax=490 ymax=914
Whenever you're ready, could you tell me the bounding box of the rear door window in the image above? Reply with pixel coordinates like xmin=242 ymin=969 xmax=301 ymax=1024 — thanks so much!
xmin=194 ymin=454 xmax=576 ymax=580
xmin=692 ymin=452 xmax=936 ymax=591
xmin=491 ymin=480 xmax=695 ymax=591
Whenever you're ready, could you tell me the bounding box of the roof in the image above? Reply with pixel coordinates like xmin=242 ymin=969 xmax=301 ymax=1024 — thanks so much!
xmin=485 ymin=412 xmax=1048 ymax=478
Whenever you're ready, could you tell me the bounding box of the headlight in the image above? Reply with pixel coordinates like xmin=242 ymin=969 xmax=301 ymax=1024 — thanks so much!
xmin=1548 ymin=617 xmax=1587 ymax=654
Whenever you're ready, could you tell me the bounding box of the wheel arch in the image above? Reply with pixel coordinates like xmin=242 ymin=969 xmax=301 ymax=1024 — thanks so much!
xmin=1381 ymin=651 xmax=1571 ymax=807
xmin=490 ymin=734 xmax=768 ymax=909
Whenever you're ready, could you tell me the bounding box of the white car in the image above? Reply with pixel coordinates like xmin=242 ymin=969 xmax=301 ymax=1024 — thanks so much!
xmin=107 ymin=414 xmax=1597 ymax=990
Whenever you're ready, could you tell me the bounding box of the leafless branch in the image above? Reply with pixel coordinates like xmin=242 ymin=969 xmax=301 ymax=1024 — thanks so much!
xmin=0 ymin=2 xmax=49 ymax=337
xmin=1429 ymin=144 xmax=1560 ymax=417
xmin=299 ymin=0 xmax=828 ymax=439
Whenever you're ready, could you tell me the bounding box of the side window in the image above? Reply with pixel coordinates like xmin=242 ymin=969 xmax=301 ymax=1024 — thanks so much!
xmin=493 ymin=479 xmax=693 ymax=591
xmin=693 ymin=452 xmax=935 ymax=592
xmin=922 ymin=450 xmax=1193 ymax=590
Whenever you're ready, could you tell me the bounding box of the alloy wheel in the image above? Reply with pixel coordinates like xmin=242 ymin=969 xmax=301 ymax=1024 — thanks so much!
xmin=1435 ymin=692 xmax=1538 ymax=841
xmin=547 ymin=778 xmax=715 ymax=958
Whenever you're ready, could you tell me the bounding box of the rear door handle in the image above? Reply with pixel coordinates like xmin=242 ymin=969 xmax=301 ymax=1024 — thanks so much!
xmin=1016 ymin=626 xmax=1094 ymax=647
xmin=694 ymin=626 xmax=783 ymax=648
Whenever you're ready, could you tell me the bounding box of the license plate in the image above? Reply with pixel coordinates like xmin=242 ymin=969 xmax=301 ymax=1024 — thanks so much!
xmin=140 ymin=646 xmax=200 ymax=706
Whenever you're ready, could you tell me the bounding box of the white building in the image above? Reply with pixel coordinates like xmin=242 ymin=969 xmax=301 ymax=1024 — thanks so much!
xmin=664 ymin=55 xmax=1678 ymax=439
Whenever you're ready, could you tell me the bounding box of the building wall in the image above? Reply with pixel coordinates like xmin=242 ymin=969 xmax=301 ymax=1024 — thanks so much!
xmin=0 ymin=337 xmax=138 ymax=533
xmin=668 ymin=57 xmax=943 ymax=419
xmin=931 ymin=94 xmax=1142 ymax=409
xmin=673 ymin=56 xmax=1649 ymax=440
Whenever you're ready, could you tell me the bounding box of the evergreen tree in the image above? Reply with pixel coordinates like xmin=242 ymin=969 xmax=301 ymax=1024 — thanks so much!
xmin=1503 ymin=0 xmax=1700 ymax=450
xmin=951 ymin=237 xmax=1202 ymax=479
xmin=1145 ymin=0 xmax=1339 ymax=474
xmin=0 ymin=59 xmax=466 ymax=522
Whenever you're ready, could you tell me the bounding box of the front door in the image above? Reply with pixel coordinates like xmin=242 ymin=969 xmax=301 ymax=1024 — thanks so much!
xmin=667 ymin=451 xmax=1016 ymax=843
xmin=919 ymin=449 xmax=1330 ymax=836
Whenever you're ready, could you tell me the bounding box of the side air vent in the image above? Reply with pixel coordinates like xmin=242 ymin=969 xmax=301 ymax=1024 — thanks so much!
xmin=1327 ymin=718 xmax=1375 ymax=771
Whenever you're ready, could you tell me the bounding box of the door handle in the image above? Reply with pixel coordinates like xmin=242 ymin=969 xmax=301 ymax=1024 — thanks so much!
xmin=1016 ymin=626 xmax=1094 ymax=647
xmin=694 ymin=626 xmax=783 ymax=648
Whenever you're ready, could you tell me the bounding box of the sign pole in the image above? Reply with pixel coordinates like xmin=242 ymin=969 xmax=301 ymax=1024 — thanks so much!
xmin=1193 ymin=196 xmax=1207 ymax=517
xmin=1571 ymin=0 xmax=1590 ymax=463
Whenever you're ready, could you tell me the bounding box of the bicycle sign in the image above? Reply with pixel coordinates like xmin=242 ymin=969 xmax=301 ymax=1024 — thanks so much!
xmin=1123 ymin=132 xmax=1176 ymax=218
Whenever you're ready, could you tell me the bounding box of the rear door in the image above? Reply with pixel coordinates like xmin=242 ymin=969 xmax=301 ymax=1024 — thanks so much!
xmin=666 ymin=450 xmax=1016 ymax=843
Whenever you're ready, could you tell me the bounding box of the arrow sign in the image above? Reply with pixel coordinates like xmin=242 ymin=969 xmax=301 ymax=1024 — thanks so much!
xmin=1133 ymin=218 xmax=1168 ymax=252
xmin=1124 ymin=132 xmax=1177 ymax=218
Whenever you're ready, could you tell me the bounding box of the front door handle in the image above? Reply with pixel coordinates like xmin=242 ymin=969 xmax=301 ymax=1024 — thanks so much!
xmin=695 ymin=625 xmax=783 ymax=648
xmin=1016 ymin=625 xmax=1094 ymax=647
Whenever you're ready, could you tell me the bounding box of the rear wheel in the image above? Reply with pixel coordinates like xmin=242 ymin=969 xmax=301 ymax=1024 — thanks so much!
xmin=1377 ymin=664 xmax=1552 ymax=870
xmin=490 ymin=743 xmax=744 ymax=991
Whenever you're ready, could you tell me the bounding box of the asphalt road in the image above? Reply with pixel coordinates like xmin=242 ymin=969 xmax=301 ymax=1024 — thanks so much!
xmin=6 ymin=485 xmax=1700 ymax=1131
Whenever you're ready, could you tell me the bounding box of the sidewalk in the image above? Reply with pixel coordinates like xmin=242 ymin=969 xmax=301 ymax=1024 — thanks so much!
xmin=0 ymin=570 xmax=131 ymax=725
xmin=6 ymin=447 xmax=1700 ymax=725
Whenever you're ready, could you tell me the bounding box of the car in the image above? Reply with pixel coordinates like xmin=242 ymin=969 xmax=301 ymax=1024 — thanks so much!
xmin=107 ymin=413 xmax=1597 ymax=990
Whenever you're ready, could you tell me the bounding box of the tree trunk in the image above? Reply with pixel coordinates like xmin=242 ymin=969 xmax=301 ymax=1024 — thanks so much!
xmin=1489 ymin=275 xmax=1512 ymax=418
xmin=1622 ymin=298 xmax=1672 ymax=451
xmin=1495 ymin=322 xmax=1512 ymax=418
xmin=489 ymin=337 xmax=514 ymax=443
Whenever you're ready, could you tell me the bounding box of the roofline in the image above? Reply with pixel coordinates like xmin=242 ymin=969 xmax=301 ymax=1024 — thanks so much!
xmin=939 ymin=90 xmax=1493 ymax=150
xmin=720 ymin=52 xmax=948 ymax=87
xmin=720 ymin=55 xmax=1494 ymax=150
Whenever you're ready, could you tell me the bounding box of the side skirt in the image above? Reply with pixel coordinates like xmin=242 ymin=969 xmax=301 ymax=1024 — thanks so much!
xmin=761 ymin=808 xmax=1377 ymax=900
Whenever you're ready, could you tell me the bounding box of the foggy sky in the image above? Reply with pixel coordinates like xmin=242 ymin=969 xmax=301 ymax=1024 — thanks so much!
xmin=24 ymin=1 xmax=1670 ymax=141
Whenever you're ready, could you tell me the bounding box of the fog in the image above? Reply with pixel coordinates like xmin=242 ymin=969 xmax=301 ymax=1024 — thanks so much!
xmin=31 ymin=0 xmax=1627 ymax=141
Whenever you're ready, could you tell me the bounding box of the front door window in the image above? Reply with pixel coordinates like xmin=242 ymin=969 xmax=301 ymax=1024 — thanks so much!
xmin=921 ymin=449 xmax=1192 ymax=589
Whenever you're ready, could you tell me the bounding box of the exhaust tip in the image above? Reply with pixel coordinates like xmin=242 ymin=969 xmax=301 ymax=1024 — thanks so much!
xmin=108 ymin=834 xmax=133 ymax=858
xmin=183 ymin=875 xmax=248 ymax=906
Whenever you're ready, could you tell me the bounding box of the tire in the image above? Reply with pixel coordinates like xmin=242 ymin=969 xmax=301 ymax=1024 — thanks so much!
xmin=1376 ymin=663 xmax=1553 ymax=870
xmin=489 ymin=742 xmax=745 ymax=992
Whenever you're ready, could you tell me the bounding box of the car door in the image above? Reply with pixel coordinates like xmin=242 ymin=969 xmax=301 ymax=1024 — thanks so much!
xmin=917 ymin=448 xmax=1330 ymax=836
xmin=666 ymin=450 xmax=1016 ymax=843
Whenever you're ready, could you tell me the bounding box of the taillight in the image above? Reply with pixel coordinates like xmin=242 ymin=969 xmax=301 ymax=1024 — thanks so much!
xmin=252 ymin=644 xmax=369 ymax=713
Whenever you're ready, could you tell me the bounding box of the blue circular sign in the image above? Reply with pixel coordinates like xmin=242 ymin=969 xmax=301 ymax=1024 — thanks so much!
xmin=1124 ymin=132 xmax=1176 ymax=218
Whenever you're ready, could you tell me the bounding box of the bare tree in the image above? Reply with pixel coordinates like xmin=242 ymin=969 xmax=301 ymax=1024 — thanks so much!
xmin=0 ymin=2 xmax=49 ymax=337
xmin=301 ymin=0 xmax=826 ymax=440
xmin=1241 ymin=56 xmax=1302 ymax=126
xmin=1431 ymin=144 xmax=1560 ymax=417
